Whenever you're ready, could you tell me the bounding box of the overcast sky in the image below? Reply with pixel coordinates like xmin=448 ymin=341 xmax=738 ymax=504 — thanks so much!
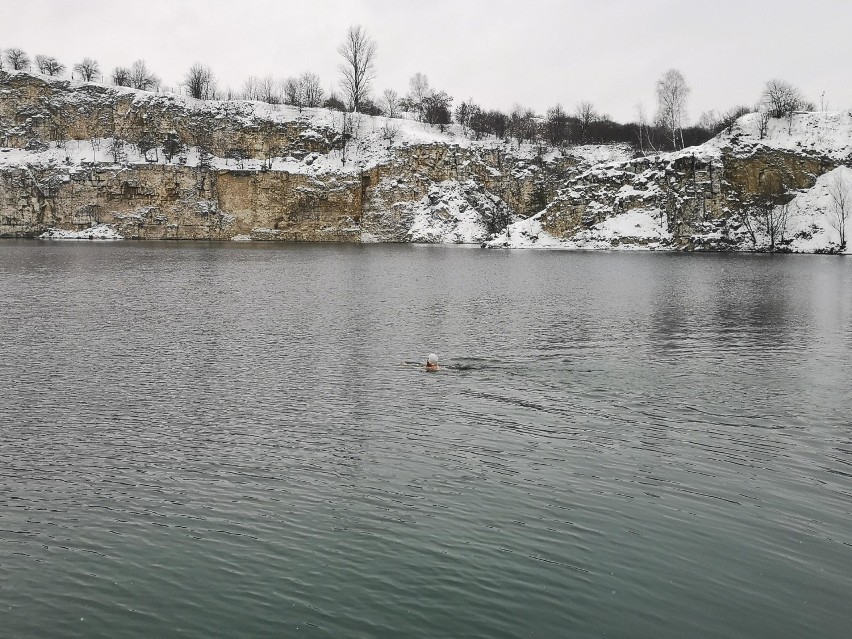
xmin=2 ymin=0 xmax=851 ymax=123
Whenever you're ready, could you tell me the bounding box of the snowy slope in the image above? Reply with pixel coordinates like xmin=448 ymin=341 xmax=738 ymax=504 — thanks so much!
xmin=487 ymin=110 xmax=852 ymax=251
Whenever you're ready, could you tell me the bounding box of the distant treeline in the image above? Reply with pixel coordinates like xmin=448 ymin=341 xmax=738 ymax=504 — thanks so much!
xmin=0 ymin=29 xmax=821 ymax=154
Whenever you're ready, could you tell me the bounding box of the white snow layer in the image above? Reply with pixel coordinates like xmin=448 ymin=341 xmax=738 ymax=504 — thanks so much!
xmin=406 ymin=181 xmax=498 ymax=244
xmin=782 ymin=166 xmax=852 ymax=253
xmin=39 ymin=223 xmax=124 ymax=240
xmin=489 ymin=208 xmax=670 ymax=250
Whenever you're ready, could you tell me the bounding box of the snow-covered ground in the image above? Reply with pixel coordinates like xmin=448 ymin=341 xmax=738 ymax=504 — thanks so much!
xmin=405 ymin=180 xmax=509 ymax=244
xmin=782 ymin=166 xmax=852 ymax=254
xmin=566 ymin=143 xmax=635 ymax=166
xmin=720 ymin=111 xmax=852 ymax=161
xmin=487 ymin=208 xmax=671 ymax=250
xmin=39 ymin=223 xmax=123 ymax=240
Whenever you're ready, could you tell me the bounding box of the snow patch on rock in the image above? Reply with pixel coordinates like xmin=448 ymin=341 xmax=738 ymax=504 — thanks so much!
xmin=571 ymin=208 xmax=670 ymax=249
xmin=486 ymin=208 xmax=670 ymax=250
xmin=406 ymin=180 xmax=508 ymax=244
xmin=783 ymin=166 xmax=852 ymax=253
xmin=39 ymin=224 xmax=123 ymax=240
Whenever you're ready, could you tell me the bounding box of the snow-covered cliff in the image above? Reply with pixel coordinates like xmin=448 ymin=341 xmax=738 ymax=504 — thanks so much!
xmin=486 ymin=111 xmax=852 ymax=253
xmin=2 ymin=70 xmax=850 ymax=252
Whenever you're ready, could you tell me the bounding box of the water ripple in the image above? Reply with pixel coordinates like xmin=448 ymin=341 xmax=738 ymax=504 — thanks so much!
xmin=1 ymin=243 xmax=851 ymax=638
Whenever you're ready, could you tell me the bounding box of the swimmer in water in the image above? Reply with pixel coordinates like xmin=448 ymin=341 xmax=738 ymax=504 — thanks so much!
xmin=425 ymin=353 xmax=440 ymax=371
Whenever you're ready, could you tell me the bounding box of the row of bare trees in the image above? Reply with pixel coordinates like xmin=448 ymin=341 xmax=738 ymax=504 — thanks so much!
xmin=0 ymin=46 xmax=100 ymax=81
xmin=239 ymin=72 xmax=324 ymax=110
xmin=112 ymin=60 xmax=160 ymax=90
xmin=0 ymin=36 xmax=826 ymax=156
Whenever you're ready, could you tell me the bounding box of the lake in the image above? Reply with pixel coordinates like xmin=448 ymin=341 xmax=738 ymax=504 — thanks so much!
xmin=1 ymin=241 xmax=851 ymax=638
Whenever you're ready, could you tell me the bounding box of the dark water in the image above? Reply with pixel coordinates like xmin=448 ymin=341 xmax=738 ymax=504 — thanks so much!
xmin=1 ymin=241 xmax=851 ymax=639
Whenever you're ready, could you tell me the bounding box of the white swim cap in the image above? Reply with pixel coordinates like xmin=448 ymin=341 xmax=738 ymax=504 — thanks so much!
xmin=427 ymin=353 xmax=438 ymax=365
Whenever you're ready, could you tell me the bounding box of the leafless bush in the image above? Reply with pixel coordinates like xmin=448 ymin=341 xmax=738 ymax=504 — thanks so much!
xmin=74 ymin=58 xmax=100 ymax=82
xmin=4 ymin=48 xmax=30 ymax=71
xmin=183 ymin=62 xmax=217 ymax=99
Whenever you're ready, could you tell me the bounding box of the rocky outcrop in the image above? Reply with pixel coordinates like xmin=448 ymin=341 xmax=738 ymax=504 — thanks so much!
xmin=2 ymin=71 xmax=851 ymax=251
xmin=0 ymin=72 xmax=336 ymax=159
xmin=0 ymin=71 xmax=585 ymax=241
xmin=493 ymin=111 xmax=852 ymax=252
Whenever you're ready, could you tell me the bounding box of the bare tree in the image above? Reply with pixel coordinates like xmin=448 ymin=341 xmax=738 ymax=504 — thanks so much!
xmin=90 ymin=136 xmax=102 ymax=163
xmin=455 ymin=99 xmax=474 ymax=134
xmin=575 ymin=101 xmax=597 ymax=143
xmin=720 ymin=105 xmax=751 ymax=133
xmin=743 ymin=191 xmax=794 ymax=252
xmin=299 ymin=72 xmax=324 ymax=108
xmin=655 ymin=69 xmax=690 ymax=150
xmin=283 ymin=77 xmax=299 ymax=105
xmin=382 ymin=89 xmax=400 ymax=118
xmin=756 ymin=105 xmax=771 ymax=139
xmin=258 ymin=75 xmax=282 ymax=104
xmin=5 ymin=48 xmax=29 ymax=71
xmin=74 ymin=58 xmax=100 ymax=82
xmin=337 ymin=24 xmax=377 ymax=112
xmin=241 ymin=76 xmax=260 ymax=100
xmin=128 ymin=59 xmax=160 ymax=91
xmin=112 ymin=67 xmax=131 ymax=87
xmin=697 ymin=109 xmax=720 ymax=132
xmin=36 ymin=55 xmax=65 ymax=76
xmin=635 ymin=102 xmax=658 ymax=155
xmin=162 ymin=131 xmax=182 ymax=163
xmin=506 ymin=105 xmax=538 ymax=145
xmin=761 ymin=79 xmax=805 ymax=119
xmin=827 ymin=171 xmax=851 ymax=249
xmin=463 ymin=103 xmax=485 ymax=139
xmin=381 ymin=118 xmax=400 ymax=145
xmin=423 ymin=91 xmax=453 ymax=129
xmin=107 ymin=137 xmax=127 ymax=164
xmin=546 ymin=104 xmax=569 ymax=146
xmin=183 ymin=62 xmax=217 ymax=99
xmin=407 ymin=72 xmax=430 ymax=121
xmin=35 ymin=54 xmax=50 ymax=75
xmin=767 ymin=201 xmax=794 ymax=252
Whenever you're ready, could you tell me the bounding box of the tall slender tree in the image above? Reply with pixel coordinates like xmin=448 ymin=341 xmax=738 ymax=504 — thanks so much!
xmin=337 ymin=25 xmax=376 ymax=112
xmin=655 ymin=69 xmax=690 ymax=150
xmin=828 ymin=171 xmax=851 ymax=249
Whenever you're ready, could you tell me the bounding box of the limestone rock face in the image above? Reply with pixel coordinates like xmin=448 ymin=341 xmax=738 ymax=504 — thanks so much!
xmin=539 ymin=151 xmax=727 ymax=241
xmin=2 ymin=71 xmax=850 ymax=250
xmin=0 ymin=72 xmax=335 ymax=160
xmin=722 ymin=148 xmax=835 ymax=201
xmin=1 ymin=71 xmax=575 ymax=241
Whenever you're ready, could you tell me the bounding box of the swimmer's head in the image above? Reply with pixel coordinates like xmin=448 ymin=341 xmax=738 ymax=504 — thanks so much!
xmin=427 ymin=353 xmax=438 ymax=365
